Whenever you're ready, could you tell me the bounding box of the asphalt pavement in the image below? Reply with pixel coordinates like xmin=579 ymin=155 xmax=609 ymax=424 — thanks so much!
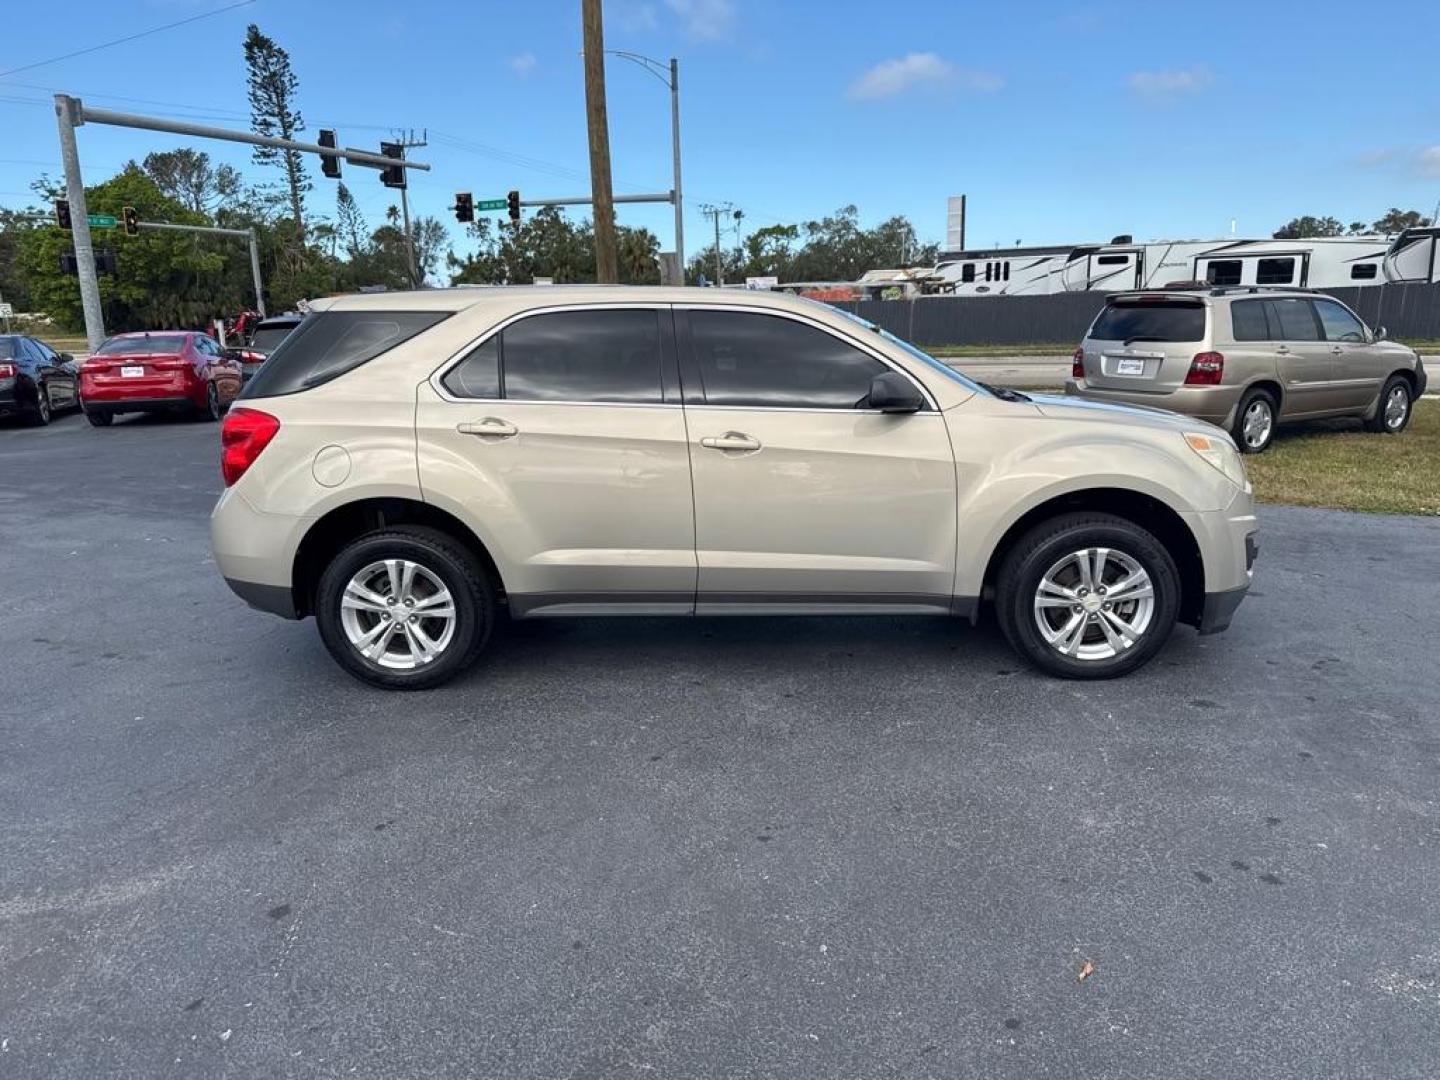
xmin=3 ymin=409 xmax=1439 ymax=1079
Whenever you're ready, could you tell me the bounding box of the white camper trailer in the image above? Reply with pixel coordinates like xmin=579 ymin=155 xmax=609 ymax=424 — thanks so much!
xmin=1382 ymin=227 xmax=1440 ymax=284
xmin=934 ymin=235 xmax=1393 ymax=296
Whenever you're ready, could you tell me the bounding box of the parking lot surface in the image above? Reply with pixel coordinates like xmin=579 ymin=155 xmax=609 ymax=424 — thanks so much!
xmin=3 ymin=410 xmax=1439 ymax=1079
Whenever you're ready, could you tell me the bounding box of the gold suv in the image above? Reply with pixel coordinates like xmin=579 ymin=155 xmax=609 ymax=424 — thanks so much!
xmin=211 ymin=287 xmax=1258 ymax=689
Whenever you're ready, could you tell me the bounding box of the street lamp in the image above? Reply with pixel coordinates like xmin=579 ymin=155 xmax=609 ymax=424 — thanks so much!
xmin=604 ymin=50 xmax=684 ymax=283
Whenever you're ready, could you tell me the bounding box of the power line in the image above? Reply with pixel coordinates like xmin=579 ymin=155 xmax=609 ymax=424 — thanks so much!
xmin=0 ymin=0 xmax=258 ymax=79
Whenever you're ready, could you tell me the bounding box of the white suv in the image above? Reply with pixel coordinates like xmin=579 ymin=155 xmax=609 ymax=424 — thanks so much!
xmin=212 ymin=287 xmax=1258 ymax=688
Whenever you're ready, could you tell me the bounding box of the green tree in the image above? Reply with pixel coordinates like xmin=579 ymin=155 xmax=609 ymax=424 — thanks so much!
xmin=141 ymin=149 xmax=240 ymax=215
xmin=1272 ymin=215 xmax=1344 ymax=239
xmin=244 ymin=24 xmax=309 ymax=240
xmin=334 ymin=182 xmax=368 ymax=258
xmin=1372 ymin=208 xmax=1432 ymax=235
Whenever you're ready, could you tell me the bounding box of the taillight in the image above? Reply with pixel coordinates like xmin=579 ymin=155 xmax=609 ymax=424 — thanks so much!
xmin=152 ymin=358 xmax=191 ymax=370
xmin=221 ymin=408 xmax=281 ymax=487
xmin=1185 ymin=351 xmax=1225 ymax=386
xmin=0 ymin=362 xmax=16 ymax=379
xmin=1071 ymin=348 xmax=1085 ymax=380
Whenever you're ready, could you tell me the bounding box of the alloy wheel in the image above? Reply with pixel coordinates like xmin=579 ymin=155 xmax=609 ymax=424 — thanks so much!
xmin=1384 ymin=385 xmax=1409 ymax=430
xmin=339 ymin=559 xmax=457 ymax=670
xmin=1032 ymin=547 xmax=1155 ymax=661
xmin=1241 ymin=399 xmax=1272 ymax=450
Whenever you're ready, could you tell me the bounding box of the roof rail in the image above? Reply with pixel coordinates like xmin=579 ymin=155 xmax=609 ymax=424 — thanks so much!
xmin=1206 ymin=285 xmax=1321 ymax=296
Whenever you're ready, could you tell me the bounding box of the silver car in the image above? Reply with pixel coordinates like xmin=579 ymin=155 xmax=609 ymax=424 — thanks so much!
xmin=1067 ymin=287 xmax=1426 ymax=452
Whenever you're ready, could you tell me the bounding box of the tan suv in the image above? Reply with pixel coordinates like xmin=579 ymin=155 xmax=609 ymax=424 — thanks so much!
xmin=1067 ymin=286 xmax=1426 ymax=452
xmin=211 ymin=287 xmax=1258 ymax=689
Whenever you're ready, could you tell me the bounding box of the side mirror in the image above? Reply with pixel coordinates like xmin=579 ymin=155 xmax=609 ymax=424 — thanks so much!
xmin=59 ymin=352 xmax=73 ymax=363
xmin=1375 ymin=326 xmax=1388 ymax=342
xmin=866 ymin=371 xmax=924 ymax=413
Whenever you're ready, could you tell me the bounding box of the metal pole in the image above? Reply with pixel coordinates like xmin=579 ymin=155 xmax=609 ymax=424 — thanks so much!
xmin=54 ymin=95 xmax=105 ymax=352
xmin=398 ymin=184 xmax=418 ymax=288
xmin=247 ymin=230 xmax=266 ymax=318
xmin=713 ymin=209 xmax=722 ymax=287
xmin=670 ymin=58 xmax=684 ymax=283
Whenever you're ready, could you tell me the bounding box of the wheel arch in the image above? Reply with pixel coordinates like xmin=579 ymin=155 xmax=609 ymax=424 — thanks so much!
xmin=979 ymin=487 xmax=1206 ymax=628
xmin=291 ymin=497 xmax=505 ymax=618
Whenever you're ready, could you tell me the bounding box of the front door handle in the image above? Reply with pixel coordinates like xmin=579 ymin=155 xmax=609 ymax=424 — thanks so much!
xmin=457 ymin=417 xmax=518 ymax=439
xmin=700 ymin=431 xmax=761 ymax=453
xmin=1276 ymin=345 xmax=1291 ymax=355
xmin=1331 ymin=346 xmax=1344 ymax=355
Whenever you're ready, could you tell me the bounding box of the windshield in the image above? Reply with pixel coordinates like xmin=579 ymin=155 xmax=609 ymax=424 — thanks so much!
xmin=97 ymin=335 xmax=188 ymax=355
xmin=826 ymin=307 xmax=986 ymax=395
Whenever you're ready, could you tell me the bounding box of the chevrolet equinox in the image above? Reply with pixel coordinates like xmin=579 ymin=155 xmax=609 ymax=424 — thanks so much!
xmin=211 ymin=287 xmax=1258 ymax=689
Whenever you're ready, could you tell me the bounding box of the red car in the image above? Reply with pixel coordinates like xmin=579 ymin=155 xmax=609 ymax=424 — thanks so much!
xmin=79 ymin=331 xmax=243 ymax=427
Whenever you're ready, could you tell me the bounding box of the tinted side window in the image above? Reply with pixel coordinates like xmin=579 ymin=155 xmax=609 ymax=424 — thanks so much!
xmin=441 ymin=336 xmax=500 ymax=399
xmin=1257 ymin=257 xmax=1296 ymax=285
xmin=1096 ymin=254 xmax=1130 ymax=265
xmin=1266 ymin=299 xmax=1321 ymax=341
xmin=688 ymin=310 xmax=889 ymax=409
xmin=1206 ymin=260 xmax=1242 ymax=286
xmin=1314 ymin=300 xmax=1367 ymax=343
xmin=1230 ymin=300 xmax=1271 ymax=342
xmin=961 ymin=264 xmax=975 ymax=283
xmin=500 ymin=309 xmax=663 ymax=403
xmin=1350 ymin=263 xmax=1378 ymax=280
xmin=241 ymin=310 xmax=449 ymax=398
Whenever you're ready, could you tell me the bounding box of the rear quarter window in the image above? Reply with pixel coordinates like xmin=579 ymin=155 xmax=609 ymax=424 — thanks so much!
xmin=240 ymin=310 xmax=449 ymax=398
xmin=1088 ymin=301 xmax=1206 ymax=343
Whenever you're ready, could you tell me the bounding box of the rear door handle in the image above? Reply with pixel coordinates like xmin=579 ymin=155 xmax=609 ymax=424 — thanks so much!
xmin=1276 ymin=346 xmax=1291 ymax=355
xmin=457 ymin=417 xmax=518 ymax=439
xmin=1331 ymin=346 xmax=1344 ymax=355
xmin=700 ymin=431 xmax=761 ymax=452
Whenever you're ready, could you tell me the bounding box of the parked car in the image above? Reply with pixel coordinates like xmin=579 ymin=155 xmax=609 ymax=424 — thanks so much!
xmin=80 ymin=331 xmax=243 ymax=426
xmin=211 ymin=287 xmax=1259 ymax=689
xmin=1066 ymin=286 xmax=1427 ymax=453
xmin=0 ymin=335 xmax=80 ymax=425
xmin=227 ymin=314 xmax=303 ymax=382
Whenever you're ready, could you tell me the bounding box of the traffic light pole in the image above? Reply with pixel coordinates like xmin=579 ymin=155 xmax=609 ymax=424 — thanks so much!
xmin=54 ymin=96 xmax=106 ymax=353
xmin=135 ymin=221 xmax=266 ymax=318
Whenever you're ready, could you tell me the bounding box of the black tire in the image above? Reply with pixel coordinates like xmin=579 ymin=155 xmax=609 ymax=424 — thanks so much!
xmin=315 ymin=526 xmax=495 ymax=690
xmin=1364 ymin=374 xmax=1413 ymax=434
xmin=84 ymin=406 xmax=113 ymax=427
xmin=994 ymin=512 xmax=1181 ymax=680
xmin=1231 ymin=387 xmax=1277 ymax=454
xmin=201 ymin=382 xmax=222 ymax=422
xmin=30 ymin=383 xmax=52 ymax=426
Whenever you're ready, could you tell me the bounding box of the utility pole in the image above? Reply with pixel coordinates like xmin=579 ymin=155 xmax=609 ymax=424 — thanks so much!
xmin=582 ymin=0 xmax=618 ymax=284
xmin=700 ymin=203 xmax=734 ymax=286
xmin=54 ymin=95 xmax=105 ymax=353
xmin=390 ymin=128 xmax=427 ymax=288
xmin=669 ymin=57 xmax=684 ymax=283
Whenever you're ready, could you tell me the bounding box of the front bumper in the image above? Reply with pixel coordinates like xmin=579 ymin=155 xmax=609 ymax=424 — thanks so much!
xmin=1065 ymin=379 xmax=1244 ymax=427
xmin=1182 ymin=487 xmax=1258 ymax=634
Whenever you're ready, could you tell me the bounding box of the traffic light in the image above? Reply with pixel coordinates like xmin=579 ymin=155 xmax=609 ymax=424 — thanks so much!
xmin=507 ymin=190 xmax=521 ymax=225
xmin=59 ymin=251 xmax=78 ymax=275
xmin=318 ymin=129 xmax=342 ymax=179
xmin=379 ymin=141 xmax=405 ymax=189
xmin=122 ymin=206 xmax=139 ymax=236
xmin=94 ymin=248 xmax=118 ymax=276
xmin=454 ymin=192 xmax=474 ymax=224
xmin=55 ymin=199 xmax=71 ymax=230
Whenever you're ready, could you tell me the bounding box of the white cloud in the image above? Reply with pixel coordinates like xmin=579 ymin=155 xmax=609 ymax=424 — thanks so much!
xmin=508 ymin=53 xmax=537 ymax=77
xmin=1127 ymin=66 xmax=1213 ymax=103
xmin=847 ymin=53 xmax=1002 ymax=101
xmin=1417 ymin=146 xmax=1440 ymax=179
xmin=663 ymin=0 xmax=734 ymax=40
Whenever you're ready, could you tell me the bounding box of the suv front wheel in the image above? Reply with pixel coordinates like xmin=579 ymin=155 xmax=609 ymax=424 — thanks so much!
xmin=995 ymin=512 xmax=1181 ymax=679
xmin=315 ymin=527 xmax=495 ymax=690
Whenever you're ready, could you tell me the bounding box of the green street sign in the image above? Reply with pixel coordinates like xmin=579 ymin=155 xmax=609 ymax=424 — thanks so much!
xmin=476 ymin=199 xmax=508 ymax=211
xmin=87 ymin=214 xmax=117 ymax=228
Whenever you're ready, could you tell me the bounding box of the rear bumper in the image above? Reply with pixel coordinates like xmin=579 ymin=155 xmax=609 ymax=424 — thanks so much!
xmin=83 ymin=395 xmax=193 ymax=414
xmin=1065 ymin=379 xmax=1244 ymax=427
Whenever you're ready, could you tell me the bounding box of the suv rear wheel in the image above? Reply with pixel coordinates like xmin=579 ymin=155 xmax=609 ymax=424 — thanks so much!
xmin=1232 ymin=387 xmax=1277 ymax=454
xmin=1364 ymin=375 xmax=1412 ymax=434
xmin=315 ymin=527 xmax=494 ymax=690
xmin=995 ymin=512 xmax=1181 ymax=679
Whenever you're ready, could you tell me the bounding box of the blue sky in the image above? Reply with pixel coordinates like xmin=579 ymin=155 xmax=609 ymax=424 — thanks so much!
xmin=3 ymin=0 xmax=1439 ymax=268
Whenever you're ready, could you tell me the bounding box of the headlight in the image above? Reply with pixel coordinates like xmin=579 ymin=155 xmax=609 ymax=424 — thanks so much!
xmin=1183 ymin=431 xmax=1249 ymax=490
